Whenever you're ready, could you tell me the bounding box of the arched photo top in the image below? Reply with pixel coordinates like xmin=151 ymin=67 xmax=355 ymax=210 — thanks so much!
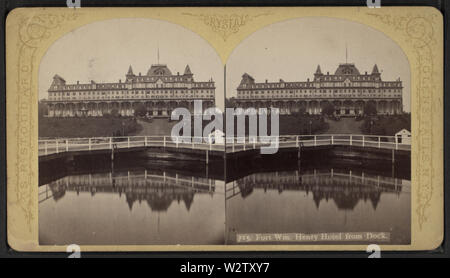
xmin=226 ymin=16 xmax=411 ymax=112
xmin=38 ymin=18 xmax=224 ymax=109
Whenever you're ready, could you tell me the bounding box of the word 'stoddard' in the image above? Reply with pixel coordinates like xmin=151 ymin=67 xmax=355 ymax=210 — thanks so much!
xmin=171 ymin=100 xmax=280 ymax=154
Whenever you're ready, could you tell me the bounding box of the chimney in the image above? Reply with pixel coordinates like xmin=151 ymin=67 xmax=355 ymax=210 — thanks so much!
xmin=177 ymin=72 xmax=179 ymax=75
xmin=265 ymin=79 xmax=268 ymax=83
xmin=119 ymin=79 xmax=121 ymax=83
xmin=139 ymin=72 xmax=141 ymax=76
xmin=327 ymin=72 xmax=329 ymax=75
xmin=77 ymin=81 xmax=79 ymax=84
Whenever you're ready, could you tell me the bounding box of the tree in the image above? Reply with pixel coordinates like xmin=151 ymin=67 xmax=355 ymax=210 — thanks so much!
xmin=364 ymin=102 xmax=377 ymax=116
xmin=321 ymin=103 xmax=335 ymax=116
xmin=38 ymin=100 xmax=48 ymax=118
xmin=225 ymin=97 xmax=236 ymax=108
xmin=134 ymin=103 xmax=147 ymax=117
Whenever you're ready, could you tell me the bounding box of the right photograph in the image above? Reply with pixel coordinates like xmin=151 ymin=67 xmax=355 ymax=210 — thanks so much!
xmin=224 ymin=17 xmax=411 ymax=245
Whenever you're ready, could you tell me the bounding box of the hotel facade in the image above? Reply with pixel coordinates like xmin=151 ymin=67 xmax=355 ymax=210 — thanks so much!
xmin=234 ymin=63 xmax=403 ymax=116
xmin=45 ymin=64 xmax=215 ymax=117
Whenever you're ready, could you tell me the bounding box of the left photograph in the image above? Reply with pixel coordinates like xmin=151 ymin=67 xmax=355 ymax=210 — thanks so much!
xmin=37 ymin=18 xmax=226 ymax=245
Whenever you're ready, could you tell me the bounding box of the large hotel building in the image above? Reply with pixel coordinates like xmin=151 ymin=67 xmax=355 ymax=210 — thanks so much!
xmin=235 ymin=63 xmax=403 ymax=116
xmin=45 ymin=64 xmax=215 ymax=117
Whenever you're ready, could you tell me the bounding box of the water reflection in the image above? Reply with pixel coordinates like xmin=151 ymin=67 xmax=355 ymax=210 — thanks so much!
xmin=40 ymin=170 xmax=216 ymax=212
xmin=227 ymin=168 xmax=408 ymax=210
xmin=39 ymin=157 xmax=410 ymax=245
xmin=39 ymin=161 xmax=225 ymax=245
xmin=225 ymin=164 xmax=410 ymax=245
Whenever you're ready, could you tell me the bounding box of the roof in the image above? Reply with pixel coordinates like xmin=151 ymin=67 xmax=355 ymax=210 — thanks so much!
xmin=209 ymin=129 xmax=225 ymax=136
xmin=127 ymin=65 xmax=134 ymax=76
xmin=372 ymin=64 xmax=380 ymax=74
xmin=334 ymin=63 xmax=361 ymax=75
xmin=184 ymin=65 xmax=192 ymax=75
xmin=53 ymin=74 xmax=66 ymax=82
xmin=239 ymin=73 xmax=255 ymax=86
xmin=395 ymin=129 xmax=411 ymax=135
xmin=147 ymin=64 xmax=172 ymax=76
xmin=315 ymin=65 xmax=322 ymax=75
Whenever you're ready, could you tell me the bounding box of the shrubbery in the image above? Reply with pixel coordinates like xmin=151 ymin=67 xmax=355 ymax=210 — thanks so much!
xmin=361 ymin=114 xmax=411 ymax=135
xmin=39 ymin=116 xmax=142 ymax=138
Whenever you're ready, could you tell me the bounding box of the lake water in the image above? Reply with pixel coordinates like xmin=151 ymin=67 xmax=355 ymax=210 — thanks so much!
xmin=39 ymin=157 xmax=410 ymax=245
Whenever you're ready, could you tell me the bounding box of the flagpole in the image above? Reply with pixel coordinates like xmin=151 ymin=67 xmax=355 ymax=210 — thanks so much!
xmin=345 ymin=43 xmax=348 ymax=63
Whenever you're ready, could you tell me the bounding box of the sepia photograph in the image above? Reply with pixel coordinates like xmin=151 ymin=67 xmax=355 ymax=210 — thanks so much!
xmin=37 ymin=16 xmax=412 ymax=245
xmin=224 ymin=17 xmax=411 ymax=244
xmin=37 ymin=18 xmax=226 ymax=245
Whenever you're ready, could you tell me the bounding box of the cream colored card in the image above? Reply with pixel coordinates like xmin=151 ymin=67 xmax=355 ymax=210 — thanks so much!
xmin=6 ymin=7 xmax=443 ymax=251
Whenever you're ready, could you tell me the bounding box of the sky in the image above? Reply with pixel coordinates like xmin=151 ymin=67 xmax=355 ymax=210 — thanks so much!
xmin=39 ymin=17 xmax=410 ymax=112
xmin=226 ymin=17 xmax=411 ymax=112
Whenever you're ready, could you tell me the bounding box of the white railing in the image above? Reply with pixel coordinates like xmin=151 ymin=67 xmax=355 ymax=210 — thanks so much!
xmin=38 ymin=136 xmax=222 ymax=156
xmin=38 ymin=134 xmax=411 ymax=156
xmin=225 ymin=134 xmax=411 ymax=153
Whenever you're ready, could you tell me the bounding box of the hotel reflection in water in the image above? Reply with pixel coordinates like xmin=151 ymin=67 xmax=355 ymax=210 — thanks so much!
xmin=39 ymin=164 xmax=410 ymax=245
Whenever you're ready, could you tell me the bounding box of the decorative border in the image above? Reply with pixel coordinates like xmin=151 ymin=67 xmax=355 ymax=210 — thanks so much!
xmin=366 ymin=12 xmax=438 ymax=229
xmin=6 ymin=7 xmax=443 ymax=251
xmin=182 ymin=12 xmax=272 ymax=41
xmin=14 ymin=12 xmax=81 ymax=229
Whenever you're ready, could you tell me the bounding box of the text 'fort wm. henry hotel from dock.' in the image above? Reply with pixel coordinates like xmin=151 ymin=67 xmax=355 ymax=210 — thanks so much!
xmin=234 ymin=63 xmax=403 ymax=116
xmin=45 ymin=63 xmax=216 ymax=117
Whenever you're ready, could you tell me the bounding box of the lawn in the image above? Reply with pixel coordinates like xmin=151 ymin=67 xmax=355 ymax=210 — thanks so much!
xmin=39 ymin=116 xmax=142 ymax=138
xmin=227 ymin=113 xmax=329 ymax=136
xmin=39 ymin=113 xmax=329 ymax=138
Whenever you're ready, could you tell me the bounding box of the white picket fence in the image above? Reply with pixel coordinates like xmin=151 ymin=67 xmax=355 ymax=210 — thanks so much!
xmin=38 ymin=134 xmax=411 ymax=156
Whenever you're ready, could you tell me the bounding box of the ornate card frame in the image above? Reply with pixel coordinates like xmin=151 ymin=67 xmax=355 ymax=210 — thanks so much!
xmin=6 ymin=7 xmax=443 ymax=251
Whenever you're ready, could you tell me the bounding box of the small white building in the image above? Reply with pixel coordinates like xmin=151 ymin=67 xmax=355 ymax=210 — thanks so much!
xmin=395 ymin=129 xmax=411 ymax=144
xmin=207 ymin=129 xmax=225 ymax=144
